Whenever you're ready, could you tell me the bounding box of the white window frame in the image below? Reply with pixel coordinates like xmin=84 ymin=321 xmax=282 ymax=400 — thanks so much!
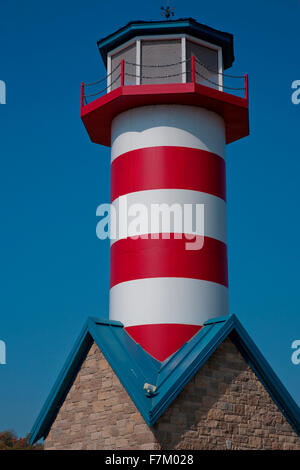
xmin=107 ymin=33 xmax=223 ymax=91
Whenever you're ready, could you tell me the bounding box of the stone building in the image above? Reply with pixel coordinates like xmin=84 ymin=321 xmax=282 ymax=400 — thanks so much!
xmin=30 ymin=315 xmax=300 ymax=450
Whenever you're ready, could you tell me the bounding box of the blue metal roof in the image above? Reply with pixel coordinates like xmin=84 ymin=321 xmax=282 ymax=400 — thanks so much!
xmin=97 ymin=18 xmax=234 ymax=70
xmin=30 ymin=315 xmax=300 ymax=444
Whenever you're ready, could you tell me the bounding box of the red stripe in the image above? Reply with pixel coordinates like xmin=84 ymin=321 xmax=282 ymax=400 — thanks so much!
xmin=111 ymin=146 xmax=226 ymax=202
xmin=125 ymin=324 xmax=203 ymax=361
xmin=110 ymin=235 xmax=228 ymax=288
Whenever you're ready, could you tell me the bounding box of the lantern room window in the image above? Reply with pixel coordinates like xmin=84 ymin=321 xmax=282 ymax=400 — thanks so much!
xmin=186 ymin=39 xmax=221 ymax=90
xmin=110 ymin=43 xmax=136 ymax=90
xmin=141 ymin=39 xmax=182 ymax=85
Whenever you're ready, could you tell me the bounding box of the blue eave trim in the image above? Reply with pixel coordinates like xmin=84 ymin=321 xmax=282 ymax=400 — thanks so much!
xmin=30 ymin=317 xmax=161 ymax=443
xmin=30 ymin=314 xmax=300 ymax=444
xmin=97 ymin=18 xmax=234 ymax=70
xmin=230 ymin=322 xmax=300 ymax=437
xmin=149 ymin=315 xmax=236 ymax=425
xmin=149 ymin=315 xmax=300 ymax=434
xmin=30 ymin=321 xmax=93 ymax=444
xmin=87 ymin=318 xmax=160 ymax=426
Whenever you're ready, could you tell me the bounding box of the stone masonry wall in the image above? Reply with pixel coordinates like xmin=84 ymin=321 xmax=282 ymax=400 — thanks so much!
xmin=44 ymin=338 xmax=300 ymax=450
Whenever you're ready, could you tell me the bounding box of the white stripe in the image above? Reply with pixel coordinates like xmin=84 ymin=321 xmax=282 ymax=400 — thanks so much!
xmin=109 ymin=277 xmax=229 ymax=326
xmin=110 ymin=189 xmax=227 ymax=245
xmin=111 ymin=105 xmax=226 ymax=162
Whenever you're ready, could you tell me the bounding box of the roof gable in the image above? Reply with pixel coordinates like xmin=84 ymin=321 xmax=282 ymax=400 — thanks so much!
xmin=30 ymin=315 xmax=300 ymax=444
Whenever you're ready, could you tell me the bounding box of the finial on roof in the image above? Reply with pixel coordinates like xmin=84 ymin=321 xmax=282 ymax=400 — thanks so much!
xmin=161 ymin=0 xmax=175 ymax=20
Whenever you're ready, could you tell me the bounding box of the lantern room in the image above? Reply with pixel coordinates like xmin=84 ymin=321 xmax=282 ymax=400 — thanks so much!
xmin=81 ymin=18 xmax=249 ymax=147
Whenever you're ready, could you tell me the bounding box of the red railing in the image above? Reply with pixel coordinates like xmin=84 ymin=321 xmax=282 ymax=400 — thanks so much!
xmin=121 ymin=59 xmax=125 ymax=87
xmin=245 ymin=74 xmax=249 ymax=101
xmin=81 ymin=56 xmax=249 ymax=107
xmin=192 ymin=55 xmax=196 ymax=84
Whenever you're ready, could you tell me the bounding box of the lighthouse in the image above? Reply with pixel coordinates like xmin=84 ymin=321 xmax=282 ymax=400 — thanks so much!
xmin=30 ymin=17 xmax=300 ymax=451
xmin=81 ymin=18 xmax=249 ymax=362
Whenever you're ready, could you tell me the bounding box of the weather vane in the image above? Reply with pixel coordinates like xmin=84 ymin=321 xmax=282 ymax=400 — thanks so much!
xmin=161 ymin=1 xmax=175 ymax=20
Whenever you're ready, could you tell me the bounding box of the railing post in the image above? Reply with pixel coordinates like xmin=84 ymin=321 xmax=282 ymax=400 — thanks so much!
xmin=81 ymin=82 xmax=84 ymax=108
xmin=121 ymin=59 xmax=125 ymax=87
xmin=245 ymin=74 xmax=249 ymax=101
xmin=192 ymin=56 xmax=196 ymax=85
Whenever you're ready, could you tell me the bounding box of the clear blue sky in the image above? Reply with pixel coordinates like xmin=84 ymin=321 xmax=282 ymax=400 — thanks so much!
xmin=0 ymin=0 xmax=299 ymax=437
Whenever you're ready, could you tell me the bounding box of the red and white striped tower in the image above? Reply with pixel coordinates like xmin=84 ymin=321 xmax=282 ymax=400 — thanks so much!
xmin=109 ymin=104 xmax=228 ymax=360
xmin=81 ymin=19 xmax=249 ymax=361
